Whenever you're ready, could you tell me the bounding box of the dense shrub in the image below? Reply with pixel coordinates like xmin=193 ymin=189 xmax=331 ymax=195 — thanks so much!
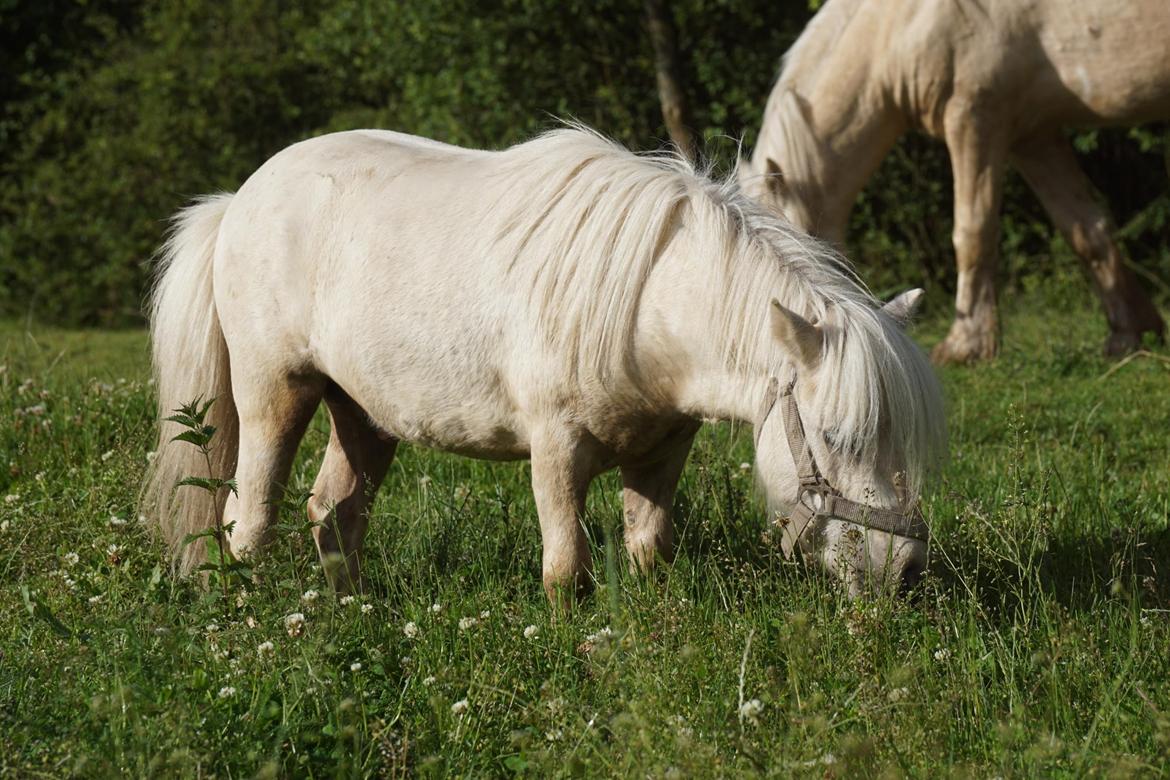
xmin=0 ymin=0 xmax=1166 ymax=324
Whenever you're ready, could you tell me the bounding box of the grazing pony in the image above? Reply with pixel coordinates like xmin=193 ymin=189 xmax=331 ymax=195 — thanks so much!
xmin=740 ymin=0 xmax=1169 ymax=363
xmin=142 ymin=126 xmax=945 ymax=600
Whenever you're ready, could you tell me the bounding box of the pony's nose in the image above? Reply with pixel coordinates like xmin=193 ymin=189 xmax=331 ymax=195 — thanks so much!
xmin=897 ymin=556 xmax=925 ymax=595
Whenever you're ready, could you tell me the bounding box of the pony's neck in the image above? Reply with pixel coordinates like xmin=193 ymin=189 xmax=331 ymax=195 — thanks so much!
xmin=755 ymin=9 xmax=906 ymax=241
xmin=638 ymin=228 xmax=791 ymax=425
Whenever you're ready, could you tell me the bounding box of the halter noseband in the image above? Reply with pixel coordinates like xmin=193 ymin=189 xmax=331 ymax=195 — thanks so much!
xmin=758 ymin=376 xmax=929 ymax=555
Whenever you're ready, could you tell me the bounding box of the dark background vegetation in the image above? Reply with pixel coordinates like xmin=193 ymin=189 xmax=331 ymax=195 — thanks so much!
xmin=2 ymin=0 xmax=1168 ymax=325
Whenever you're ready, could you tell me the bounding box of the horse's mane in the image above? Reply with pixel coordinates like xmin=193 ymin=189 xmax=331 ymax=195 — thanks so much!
xmin=778 ymin=0 xmax=865 ymax=88
xmin=489 ymin=125 xmax=944 ymax=495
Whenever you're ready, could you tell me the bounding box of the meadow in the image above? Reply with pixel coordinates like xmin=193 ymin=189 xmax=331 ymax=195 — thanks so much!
xmin=2 ymin=281 xmax=1169 ymax=777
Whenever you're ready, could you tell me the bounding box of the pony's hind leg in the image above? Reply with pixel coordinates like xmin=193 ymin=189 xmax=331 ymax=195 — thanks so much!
xmin=620 ymin=429 xmax=695 ymax=574
xmin=308 ymin=384 xmax=398 ymax=594
xmin=1012 ymin=133 xmax=1165 ymax=355
xmin=224 ymin=370 xmax=324 ymax=562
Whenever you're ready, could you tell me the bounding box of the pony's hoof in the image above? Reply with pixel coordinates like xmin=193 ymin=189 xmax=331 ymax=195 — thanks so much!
xmin=1104 ymin=327 xmax=1163 ymax=357
xmin=930 ymin=333 xmax=998 ymax=365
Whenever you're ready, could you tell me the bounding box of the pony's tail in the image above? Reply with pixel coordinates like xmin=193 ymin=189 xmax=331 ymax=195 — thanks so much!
xmin=140 ymin=193 xmax=239 ymax=575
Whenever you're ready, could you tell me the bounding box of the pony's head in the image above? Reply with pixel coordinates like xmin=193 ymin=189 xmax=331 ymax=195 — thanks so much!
xmin=751 ymin=289 xmax=942 ymax=596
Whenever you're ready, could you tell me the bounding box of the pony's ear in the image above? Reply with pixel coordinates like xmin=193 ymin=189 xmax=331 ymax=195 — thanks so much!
xmin=764 ymin=157 xmax=786 ymax=197
xmin=882 ymin=288 xmax=926 ymax=326
xmin=770 ymin=299 xmax=822 ymax=368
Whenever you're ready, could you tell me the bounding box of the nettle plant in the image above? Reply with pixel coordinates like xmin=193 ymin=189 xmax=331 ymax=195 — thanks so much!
xmin=168 ymin=398 xmax=251 ymax=601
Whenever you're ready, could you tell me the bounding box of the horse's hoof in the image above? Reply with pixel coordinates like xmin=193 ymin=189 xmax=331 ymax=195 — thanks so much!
xmin=1104 ymin=327 xmax=1163 ymax=357
xmin=930 ymin=335 xmax=998 ymax=365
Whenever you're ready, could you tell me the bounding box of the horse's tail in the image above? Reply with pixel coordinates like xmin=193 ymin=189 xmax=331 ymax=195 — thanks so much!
xmin=140 ymin=193 xmax=238 ymax=575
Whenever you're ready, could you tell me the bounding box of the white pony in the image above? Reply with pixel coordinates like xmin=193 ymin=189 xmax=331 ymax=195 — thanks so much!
xmin=141 ymin=126 xmax=946 ymax=601
xmin=740 ymin=0 xmax=1169 ymax=363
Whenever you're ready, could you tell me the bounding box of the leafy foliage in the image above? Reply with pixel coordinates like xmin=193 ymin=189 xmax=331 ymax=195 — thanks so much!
xmin=0 ymin=0 xmax=1167 ymax=324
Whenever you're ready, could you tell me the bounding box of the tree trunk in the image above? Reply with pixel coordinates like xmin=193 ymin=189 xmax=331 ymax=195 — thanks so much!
xmin=644 ymin=0 xmax=697 ymax=161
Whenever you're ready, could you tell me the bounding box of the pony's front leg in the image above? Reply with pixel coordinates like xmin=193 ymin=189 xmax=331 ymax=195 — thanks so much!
xmin=620 ymin=430 xmax=696 ymax=574
xmin=932 ymin=105 xmax=1008 ymax=365
xmin=529 ymin=426 xmax=601 ymax=608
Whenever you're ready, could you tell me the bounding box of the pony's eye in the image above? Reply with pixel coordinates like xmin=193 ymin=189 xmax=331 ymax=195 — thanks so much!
xmin=822 ymin=430 xmax=862 ymax=458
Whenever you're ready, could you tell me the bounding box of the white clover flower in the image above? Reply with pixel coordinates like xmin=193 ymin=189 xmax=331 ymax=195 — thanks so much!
xmin=301 ymin=589 xmax=320 ymax=605
xmin=738 ymin=698 xmax=764 ymax=725
xmin=218 ymin=686 xmax=236 ymax=699
xmin=101 ymin=450 xmax=114 ymax=462
xmin=545 ymin=729 xmax=563 ymax=742
xmin=64 ymin=552 xmax=80 ymax=566
xmin=585 ymin=627 xmax=615 ymax=644
xmin=108 ymin=514 xmax=127 ymax=526
xmin=458 ymin=616 xmax=478 ymax=631
xmin=26 ymin=403 xmax=47 ymax=416
xmin=284 ymin=612 xmax=306 ymax=637
xmin=339 ymin=595 xmax=355 ymax=606
xmin=35 ymin=471 xmax=45 ymax=482
xmin=933 ymin=647 xmax=952 ymax=662
xmin=245 ymin=615 xmax=257 ymax=629
xmin=88 ymin=594 xmax=103 ymax=605
xmin=739 ymin=462 xmax=752 ymax=471
xmin=0 ymin=520 xmax=9 ymax=533
xmin=887 ymin=686 xmax=910 ymax=703
xmin=350 ymin=662 xmax=362 ymax=672
xmin=257 ymin=640 xmax=275 ymax=657
xmin=450 ymin=698 xmax=469 ymax=716
xmin=145 ymin=451 xmax=157 ymax=463
xmin=64 ymin=577 xmax=76 ymax=588
xmin=423 ymin=675 xmax=436 ymax=686
xmin=479 ymin=610 xmax=490 ymax=620
xmin=523 ymin=625 xmax=539 ymax=639
xmin=418 ymin=475 xmax=431 ymax=487
xmin=4 ymin=494 xmax=19 ymax=505
xmin=430 ymin=602 xmax=442 ymax=614
xmin=403 ymin=621 xmax=420 ymax=639
xmin=206 ymin=622 xmax=220 ymax=634
xmin=360 ymin=603 xmax=373 ymax=614
xmin=106 ymin=543 xmax=122 ymax=556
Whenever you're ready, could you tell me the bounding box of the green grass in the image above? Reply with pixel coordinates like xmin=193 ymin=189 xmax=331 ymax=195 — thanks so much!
xmin=2 ymin=287 xmax=1170 ymax=777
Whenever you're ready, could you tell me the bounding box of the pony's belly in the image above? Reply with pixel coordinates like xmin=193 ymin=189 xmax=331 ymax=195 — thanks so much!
xmin=364 ymin=401 xmax=530 ymax=461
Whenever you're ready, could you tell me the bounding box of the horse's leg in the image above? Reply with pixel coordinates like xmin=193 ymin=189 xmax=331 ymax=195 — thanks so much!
xmin=224 ymin=370 xmax=324 ymax=561
xmin=932 ymin=109 xmax=1009 ymax=364
xmin=529 ymin=426 xmax=602 ymax=608
xmin=620 ymin=431 xmax=695 ymax=574
xmin=308 ymin=384 xmax=398 ymax=594
xmin=1012 ymin=133 xmax=1165 ymax=355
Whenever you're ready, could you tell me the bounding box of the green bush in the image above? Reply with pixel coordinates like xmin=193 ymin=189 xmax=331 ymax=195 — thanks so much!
xmin=1 ymin=0 xmax=1166 ymax=325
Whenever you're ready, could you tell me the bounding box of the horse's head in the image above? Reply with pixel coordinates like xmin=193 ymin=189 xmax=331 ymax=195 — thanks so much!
xmin=736 ymin=154 xmax=821 ymax=238
xmin=752 ymin=289 xmax=939 ymax=597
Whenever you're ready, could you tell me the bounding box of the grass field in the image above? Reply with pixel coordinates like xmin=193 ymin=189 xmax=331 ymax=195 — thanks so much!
xmin=2 ymin=284 xmax=1169 ymax=777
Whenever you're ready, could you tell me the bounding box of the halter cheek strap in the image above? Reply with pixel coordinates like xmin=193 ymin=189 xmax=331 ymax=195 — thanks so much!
xmin=759 ymin=375 xmax=929 ymax=558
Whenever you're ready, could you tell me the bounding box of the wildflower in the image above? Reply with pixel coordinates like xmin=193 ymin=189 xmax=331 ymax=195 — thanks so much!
xmin=360 ymin=603 xmax=373 ymax=614
xmin=458 ymin=616 xmax=478 ymax=631
xmin=108 ymin=514 xmax=127 ymax=526
xmin=88 ymin=594 xmax=103 ymax=605
xmin=933 ymin=647 xmax=952 ymax=662
xmin=479 ymin=609 xmax=490 ymax=619
xmin=245 ymin=615 xmax=257 ymax=629
xmin=523 ymin=625 xmax=539 ymax=639
xmin=451 ymin=698 xmax=469 ymax=716
xmin=63 ymin=577 xmax=76 ymax=589
xmin=738 ymin=698 xmax=764 ymax=725
xmin=423 ymin=676 xmax=437 ymax=686
xmin=145 ymin=451 xmax=157 ymax=463
xmin=739 ymin=462 xmax=752 ymax=471
xmin=257 ymin=641 xmax=275 ymax=657
xmin=887 ymin=686 xmax=910 ymax=703
xmin=545 ymin=729 xmax=563 ymax=742
xmin=35 ymin=471 xmax=45 ymax=482
xmin=4 ymin=494 xmax=18 ymax=505
xmin=454 ymin=484 xmax=470 ymax=501
xmin=301 ymin=589 xmax=320 ymax=605
xmin=430 ymin=602 xmax=442 ymax=614
xmin=403 ymin=621 xmax=420 ymax=639
xmin=418 ymin=475 xmax=431 ymax=487
xmin=101 ymin=450 xmax=114 ymax=462
xmin=26 ymin=403 xmax=47 ymax=416
xmin=350 ymin=662 xmax=362 ymax=672
xmin=284 ymin=612 xmax=306 ymax=637
xmin=64 ymin=552 xmax=80 ymax=566
xmin=218 ymin=686 xmax=236 ymax=699
xmin=0 ymin=520 xmax=8 ymax=533
xmin=585 ymin=627 xmax=615 ymax=644
xmin=106 ymin=543 xmax=122 ymax=556
xmin=206 ymin=622 xmax=220 ymax=634
xmin=339 ymin=595 xmax=355 ymax=606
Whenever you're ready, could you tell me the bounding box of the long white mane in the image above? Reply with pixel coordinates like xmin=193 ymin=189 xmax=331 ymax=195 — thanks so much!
xmin=485 ymin=126 xmax=944 ymax=495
